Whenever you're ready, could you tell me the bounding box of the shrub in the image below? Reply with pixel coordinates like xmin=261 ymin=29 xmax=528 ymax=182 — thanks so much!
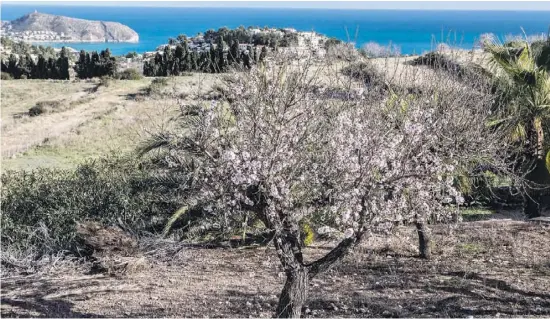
xmin=28 ymin=100 xmax=62 ymax=116
xmin=531 ymin=40 xmax=550 ymax=71
xmin=117 ymin=68 xmax=143 ymax=80
xmin=1 ymin=156 xmax=187 ymax=257
xmin=151 ymin=77 xmax=169 ymax=86
xmin=341 ymin=61 xmax=384 ymax=86
xmin=28 ymin=104 xmax=46 ymax=116
xmin=408 ymin=52 xmax=479 ymax=80
xmin=1 ymin=72 xmax=13 ymax=80
xmin=125 ymin=51 xmax=139 ymax=59
xmin=145 ymin=77 xmax=169 ymax=96
xmin=99 ymin=75 xmax=112 ymax=87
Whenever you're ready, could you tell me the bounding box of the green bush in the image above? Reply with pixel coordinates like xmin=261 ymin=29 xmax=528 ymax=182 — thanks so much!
xmin=117 ymin=68 xmax=143 ymax=80
xmin=125 ymin=51 xmax=139 ymax=59
xmin=1 ymin=157 xmax=187 ymax=257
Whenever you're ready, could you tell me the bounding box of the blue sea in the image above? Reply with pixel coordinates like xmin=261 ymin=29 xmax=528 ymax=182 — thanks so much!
xmin=1 ymin=4 xmax=549 ymax=56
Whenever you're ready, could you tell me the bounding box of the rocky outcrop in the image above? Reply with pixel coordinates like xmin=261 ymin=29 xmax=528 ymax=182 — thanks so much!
xmin=2 ymin=12 xmax=139 ymax=43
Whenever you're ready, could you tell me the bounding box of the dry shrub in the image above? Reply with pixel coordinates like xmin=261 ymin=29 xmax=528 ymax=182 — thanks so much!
xmin=28 ymin=100 xmax=62 ymax=116
xmin=76 ymin=221 xmax=146 ymax=275
xmin=2 ymin=72 xmax=13 ymax=80
xmin=117 ymin=68 xmax=143 ymax=80
xmin=99 ymin=75 xmax=112 ymax=88
xmin=146 ymin=77 xmax=170 ymax=96
xmin=341 ymin=60 xmax=385 ymax=86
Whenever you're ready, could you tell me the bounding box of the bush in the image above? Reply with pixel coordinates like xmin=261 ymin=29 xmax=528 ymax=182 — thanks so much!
xmin=341 ymin=61 xmax=384 ymax=86
xmin=1 ymin=72 xmax=13 ymax=80
xmin=151 ymin=77 xmax=169 ymax=86
xmin=28 ymin=104 xmax=46 ymax=116
xmin=28 ymin=100 xmax=61 ymax=116
xmin=99 ymin=75 xmax=112 ymax=87
xmin=117 ymin=68 xmax=143 ymax=80
xmin=125 ymin=51 xmax=139 ymax=59
xmin=145 ymin=77 xmax=170 ymax=96
xmin=531 ymin=40 xmax=550 ymax=71
xmin=1 ymin=157 xmax=187 ymax=257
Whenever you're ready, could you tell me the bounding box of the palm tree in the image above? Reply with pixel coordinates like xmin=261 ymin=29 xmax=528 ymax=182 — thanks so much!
xmin=483 ymin=38 xmax=550 ymax=217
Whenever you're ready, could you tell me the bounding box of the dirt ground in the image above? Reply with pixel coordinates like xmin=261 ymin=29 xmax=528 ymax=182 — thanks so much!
xmin=2 ymin=219 xmax=549 ymax=318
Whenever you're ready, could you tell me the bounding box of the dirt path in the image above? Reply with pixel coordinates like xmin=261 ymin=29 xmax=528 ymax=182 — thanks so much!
xmin=2 ymin=220 xmax=549 ymax=318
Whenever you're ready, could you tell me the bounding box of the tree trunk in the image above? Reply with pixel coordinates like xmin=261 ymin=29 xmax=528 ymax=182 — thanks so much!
xmin=275 ymin=267 xmax=309 ymax=318
xmin=415 ymin=220 xmax=431 ymax=259
xmin=524 ymin=158 xmax=549 ymax=218
xmin=523 ymin=117 xmax=549 ymax=218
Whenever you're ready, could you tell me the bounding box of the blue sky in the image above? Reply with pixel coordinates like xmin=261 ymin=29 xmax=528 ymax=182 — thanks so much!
xmin=3 ymin=1 xmax=550 ymax=11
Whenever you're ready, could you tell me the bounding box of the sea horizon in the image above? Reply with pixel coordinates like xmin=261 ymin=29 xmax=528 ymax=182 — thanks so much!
xmin=1 ymin=4 xmax=549 ymax=56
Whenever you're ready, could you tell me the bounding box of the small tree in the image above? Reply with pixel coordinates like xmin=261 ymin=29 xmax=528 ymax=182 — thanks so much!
xmin=259 ymin=46 xmax=267 ymax=64
xmin=47 ymin=57 xmax=58 ymax=79
xmin=75 ymin=50 xmax=88 ymax=78
xmin=141 ymin=55 xmax=514 ymax=317
xmin=7 ymin=54 xmax=20 ymax=79
xmin=57 ymin=47 xmax=70 ymax=80
xmin=230 ymin=39 xmax=240 ymax=65
xmin=216 ymin=37 xmax=227 ymax=72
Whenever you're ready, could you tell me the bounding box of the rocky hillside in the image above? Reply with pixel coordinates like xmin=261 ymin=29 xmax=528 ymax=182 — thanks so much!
xmin=2 ymin=12 xmax=139 ymax=43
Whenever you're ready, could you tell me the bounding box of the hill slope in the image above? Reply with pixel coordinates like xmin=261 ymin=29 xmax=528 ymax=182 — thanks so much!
xmin=2 ymin=12 xmax=139 ymax=43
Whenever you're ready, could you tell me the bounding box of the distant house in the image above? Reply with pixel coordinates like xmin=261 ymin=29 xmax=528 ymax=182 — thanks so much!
xmin=143 ymin=51 xmax=157 ymax=58
xmin=238 ymin=43 xmax=252 ymax=51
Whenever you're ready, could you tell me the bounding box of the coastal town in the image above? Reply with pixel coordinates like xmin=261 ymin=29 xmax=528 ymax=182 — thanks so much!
xmin=1 ymin=24 xmax=72 ymax=42
xmin=143 ymin=27 xmax=333 ymax=60
xmin=1 ymin=12 xmax=342 ymax=76
xmin=0 ymin=11 xmax=139 ymax=43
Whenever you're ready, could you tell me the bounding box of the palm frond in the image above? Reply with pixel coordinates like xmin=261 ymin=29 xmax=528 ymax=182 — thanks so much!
xmin=163 ymin=205 xmax=189 ymax=237
xmin=137 ymin=133 xmax=172 ymax=157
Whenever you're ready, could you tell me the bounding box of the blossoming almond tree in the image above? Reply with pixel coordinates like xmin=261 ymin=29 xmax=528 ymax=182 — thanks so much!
xmin=141 ymin=55 xmax=515 ymax=317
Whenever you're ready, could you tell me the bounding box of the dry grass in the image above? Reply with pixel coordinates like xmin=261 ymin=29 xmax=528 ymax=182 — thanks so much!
xmin=1 ymin=75 xmax=219 ymax=170
xmin=1 ymin=54 xmax=486 ymax=171
xmin=1 ymin=219 xmax=549 ymax=318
